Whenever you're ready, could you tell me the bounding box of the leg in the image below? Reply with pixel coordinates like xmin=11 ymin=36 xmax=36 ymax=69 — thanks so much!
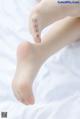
xmin=12 ymin=17 xmax=80 ymax=105
xmin=29 ymin=0 xmax=80 ymax=42
xmin=40 ymin=17 xmax=80 ymax=59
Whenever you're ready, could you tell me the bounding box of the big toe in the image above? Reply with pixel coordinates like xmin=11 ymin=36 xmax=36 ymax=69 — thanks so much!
xmin=18 ymin=83 xmax=35 ymax=105
xmin=20 ymin=94 xmax=34 ymax=105
xmin=24 ymin=95 xmax=34 ymax=105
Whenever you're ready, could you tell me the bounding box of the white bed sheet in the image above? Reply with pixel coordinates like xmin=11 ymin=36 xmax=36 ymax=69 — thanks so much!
xmin=0 ymin=0 xmax=80 ymax=119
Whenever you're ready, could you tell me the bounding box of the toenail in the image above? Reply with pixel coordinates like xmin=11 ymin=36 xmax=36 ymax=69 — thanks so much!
xmin=36 ymin=34 xmax=39 ymax=38
xmin=32 ymin=18 xmax=37 ymax=23
xmin=34 ymin=24 xmax=38 ymax=28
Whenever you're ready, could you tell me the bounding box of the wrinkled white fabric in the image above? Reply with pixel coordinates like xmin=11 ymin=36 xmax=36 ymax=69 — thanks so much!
xmin=0 ymin=0 xmax=80 ymax=119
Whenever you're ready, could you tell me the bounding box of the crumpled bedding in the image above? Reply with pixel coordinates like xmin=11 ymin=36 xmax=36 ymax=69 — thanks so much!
xmin=0 ymin=0 xmax=80 ymax=119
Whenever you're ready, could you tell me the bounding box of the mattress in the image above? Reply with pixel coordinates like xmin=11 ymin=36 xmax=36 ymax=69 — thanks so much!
xmin=0 ymin=0 xmax=80 ymax=119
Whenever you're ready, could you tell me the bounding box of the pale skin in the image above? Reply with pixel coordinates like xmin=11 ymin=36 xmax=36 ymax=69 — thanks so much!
xmin=12 ymin=0 xmax=80 ymax=105
xmin=12 ymin=17 xmax=80 ymax=105
xmin=29 ymin=0 xmax=80 ymax=42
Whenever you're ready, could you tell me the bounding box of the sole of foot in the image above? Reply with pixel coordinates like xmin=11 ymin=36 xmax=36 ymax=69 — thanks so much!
xmin=12 ymin=42 xmax=43 ymax=105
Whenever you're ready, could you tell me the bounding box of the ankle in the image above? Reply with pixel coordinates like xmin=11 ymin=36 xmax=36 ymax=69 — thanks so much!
xmin=35 ymin=43 xmax=48 ymax=64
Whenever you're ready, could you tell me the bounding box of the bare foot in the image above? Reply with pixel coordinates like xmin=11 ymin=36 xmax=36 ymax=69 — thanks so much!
xmin=29 ymin=0 xmax=79 ymax=43
xmin=12 ymin=42 xmax=44 ymax=105
xmin=29 ymin=0 xmax=66 ymax=43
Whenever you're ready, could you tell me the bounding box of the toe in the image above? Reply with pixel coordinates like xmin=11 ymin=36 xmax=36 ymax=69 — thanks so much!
xmin=27 ymin=96 xmax=34 ymax=105
xmin=32 ymin=16 xmax=41 ymax=43
xmin=29 ymin=5 xmax=42 ymax=43
xmin=17 ymin=82 xmax=35 ymax=105
xmin=20 ymin=94 xmax=34 ymax=105
xmin=23 ymin=90 xmax=35 ymax=105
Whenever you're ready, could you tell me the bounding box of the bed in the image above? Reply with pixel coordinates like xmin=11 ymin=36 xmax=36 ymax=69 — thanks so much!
xmin=0 ymin=0 xmax=80 ymax=119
